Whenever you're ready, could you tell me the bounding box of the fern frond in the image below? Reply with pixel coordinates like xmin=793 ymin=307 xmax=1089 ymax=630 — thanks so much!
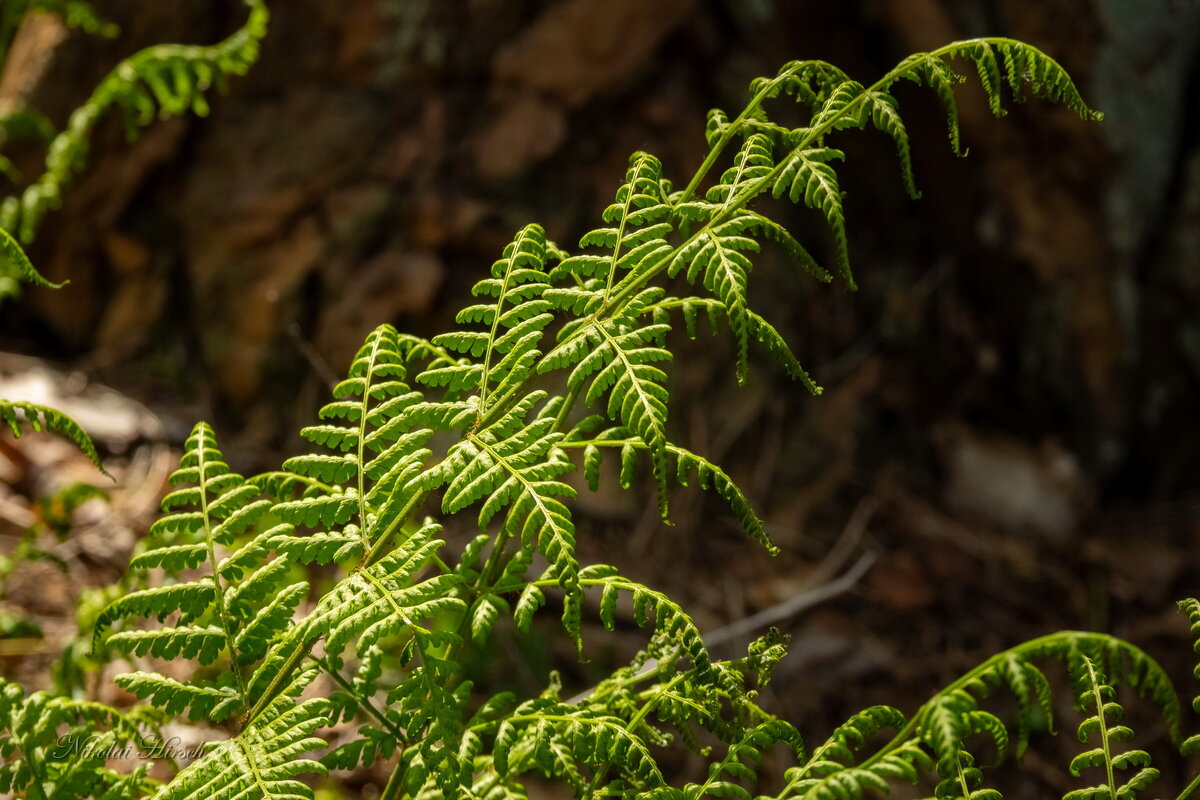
xmin=277 ymin=323 xmax=433 ymax=564
xmin=424 ymin=223 xmax=556 ymax=414
xmin=775 ymin=706 xmax=920 ymax=800
xmin=565 ymin=424 xmax=777 ymax=555
xmin=556 ymin=151 xmax=673 ymax=304
xmin=491 ymin=698 xmax=666 ymax=791
xmin=0 ymin=399 xmax=107 ymax=475
xmin=1178 ymin=598 xmax=1200 ymax=756
xmin=149 ymin=666 xmax=329 ymax=800
xmin=96 ymin=422 xmax=305 ymax=723
xmin=0 ymin=679 xmax=161 ymax=799
xmin=419 ymin=391 xmax=582 ymax=640
xmin=581 ymin=564 xmax=711 ymax=682
xmin=771 ymin=147 xmax=852 ymax=288
xmin=0 ymin=226 xmax=62 ymax=296
xmin=541 ymin=288 xmax=673 ymax=520
xmin=1064 ymin=655 xmax=1159 ymax=800
xmin=0 ymin=0 xmax=268 ymax=244
xmin=294 ymin=519 xmax=461 ymax=667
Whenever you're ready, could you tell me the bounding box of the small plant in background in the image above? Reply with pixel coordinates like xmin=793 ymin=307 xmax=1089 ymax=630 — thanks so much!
xmin=1 ymin=5 xmax=1199 ymax=800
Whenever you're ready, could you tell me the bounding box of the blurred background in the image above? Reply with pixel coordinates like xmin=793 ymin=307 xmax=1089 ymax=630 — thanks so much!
xmin=1 ymin=0 xmax=1199 ymax=796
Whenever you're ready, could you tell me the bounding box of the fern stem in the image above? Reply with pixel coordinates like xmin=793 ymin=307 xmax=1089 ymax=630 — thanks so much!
xmin=1175 ymin=771 xmax=1200 ymax=800
xmin=852 ymin=632 xmax=1172 ymax=780
xmin=363 ymin=488 xmax=431 ymax=567
xmin=675 ymin=70 xmax=793 ymax=205
xmin=1082 ymin=656 xmax=1120 ymax=800
xmin=553 ymin=381 xmax=584 ymax=431
xmin=312 ymin=654 xmax=407 ymax=743
xmin=379 ymin=759 xmax=407 ymax=800
xmin=195 ymin=439 xmax=250 ymax=719
xmin=245 ymin=630 xmax=316 ymax=723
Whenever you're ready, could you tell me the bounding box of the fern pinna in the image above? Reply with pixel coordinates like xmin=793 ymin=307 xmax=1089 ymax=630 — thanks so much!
xmin=63 ymin=34 xmax=1200 ymax=800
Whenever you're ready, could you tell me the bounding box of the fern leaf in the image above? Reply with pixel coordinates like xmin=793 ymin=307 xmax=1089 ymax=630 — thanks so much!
xmin=149 ymin=666 xmax=329 ymax=800
xmin=578 ymin=564 xmax=712 ymax=682
xmin=277 ymin=324 xmax=434 ymax=564
xmin=0 ymin=226 xmax=62 ymax=291
xmin=771 ymin=147 xmax=852 ymax=288
xmin=0 ymin=400 xmax=108 ymax=475
xmin=420 ymin=392 xmax=583 ymax=641
xmin=114 ymin=672 xmax=240 ymax=722
xmin=542 ymin=289 xmax=673 ymax=520
xmin=97 ymin=422 xmax=306 ymax=724
xmin=567 ymin=426 xmax=777 ymax=555
xmin=1064 ymin=655 xmax=1160 ymax=800
xmin=299 ymin=520 xmax=463 ymax=664
xmin=556 ymin=151 xmax=673 ymax=303
xmin=861 ymin=89 xmax=919 ymax=198
xmin=426 ymin=224 xmax=556 ymax=414
xmin=1178 ymin=598 xmax=1200 ymax=755
xmin=0 ymin=1 xmax=269 ymax=243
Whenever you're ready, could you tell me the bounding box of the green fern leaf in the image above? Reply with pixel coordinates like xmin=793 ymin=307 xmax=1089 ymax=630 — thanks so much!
xmin=556 ymin=151 xmax=673 ymax=303
xmin=425 ymin=224 xmax=556 ymax=415
xmin=770 ymin=147 xmax=853 ymax=288
xmin=149 ymin=666 xmax=329 ymax=800
xmin=0 ymin=400 xmax=108 ymax=475
xmin=0 ymin=1 xmax=269 ymax=243
xmin=97 ymin=422 xmax=307 ymax=724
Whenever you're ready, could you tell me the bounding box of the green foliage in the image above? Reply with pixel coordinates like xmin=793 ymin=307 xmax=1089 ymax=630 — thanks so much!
xmin=13 ymin=26 xmax=1200 ymax=800
xmin=0 ymin=399 xmax=107 ymax=475
xmin=0 ymin=679 xmax=162 ymax=800
xmin=0 ymin=0 xmax=268 ymax=295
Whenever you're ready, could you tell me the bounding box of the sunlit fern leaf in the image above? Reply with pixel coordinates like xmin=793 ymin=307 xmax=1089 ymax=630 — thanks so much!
xmin=887 ymin=40 xmax=1101 ymax=164
xmin=647 ymin=296 xmax=823 ymax=396
xmin=0 ymin=400 xmax=107 ymax=475
xmin=988 ymin=651 xmax=1055 ymax=758
xmin=112 ymin=672 xmax=239 ymax=721
xmin=541 ymin=288 xmax=673 ymax=520
xmin=0 ymin=226 xmax=63 ymax=295
xmin=665 ymin=720 xmax=804 ymax=800
xmin=418 ymin=390 xmax=583 ymax=640
xmin=895 ymin=53 xmax=968 ymax=156
xmin=751 ymin=59 xmax=851 ymax=115
xmin=556 ymin=151 xmax=673 ymax=303
xmin=493 ymin=698 xmax=666 ymax=792
xmin=0 ymin=679 xmax=161 ymax=799
xmin=566 ymin=423 xmax=777 ymax=555
xmin=292 ymin=519 xmax=462 ymax=669
xmin=669 ymin=209 xmax=794 ymax=386
xmin=96 ymin=422 xmax=305 ymax=724
xmin=321 ymin=723 xmax=399 ymax=771
xmin=696 ymin=133 xmax=776 ymax=206
xmin=776 ymin=705 xmax=915 ymax=800
xmin=276 ymin=324 xmax=433 ymax=563
xmin=990 ymin=40 xmax=1102 ymax=121
xmin=809 ymin=80 xmax=867 ymax=135
xmin=0 ymin=0 xmax=269 ymax=244
xmin=149 ymin=665 xmax=329 ymax=800
xmin=384 ymin=676 xmax=474 ymax=797
xmin=1064 ymin=655 xmax=1160 ymax=800
xmin=578 ymin=563 xmax=712 ymax=683
xmin=860 ymin=89 xmax=920 ymax=199
xmin=424 ymin=223 xmax=556 ymax=415
xmin=771 ymin=147 xmax=853 ymax=288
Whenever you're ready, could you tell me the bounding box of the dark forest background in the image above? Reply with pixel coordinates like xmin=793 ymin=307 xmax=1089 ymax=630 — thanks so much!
xmin=1 ymin=0 xmax=1199 ymax=795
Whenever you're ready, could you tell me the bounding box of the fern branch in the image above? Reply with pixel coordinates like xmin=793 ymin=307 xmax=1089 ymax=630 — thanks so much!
xmin=0 ymin=0 xmax=268 ymax=243
xmin=0 ymin=400 xmax=108 ymax=476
